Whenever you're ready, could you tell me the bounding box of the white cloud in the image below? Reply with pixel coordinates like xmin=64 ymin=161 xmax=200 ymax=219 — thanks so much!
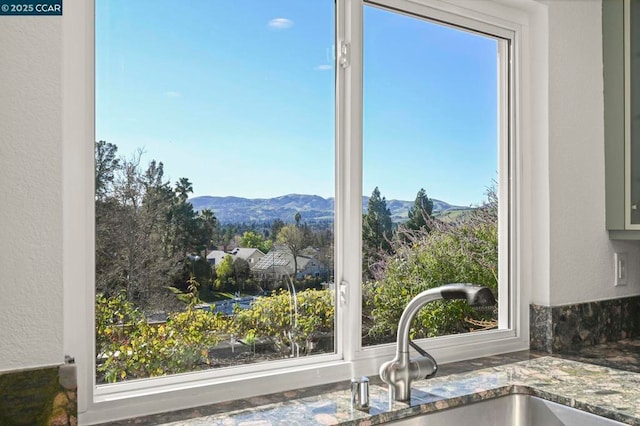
xmin=268 ymin=18 xmax=293 ymax=30
xmin=314 ymin=64 xmax=332 ymax=71
xmin=164 ymin=91 xmax=181 ymax=98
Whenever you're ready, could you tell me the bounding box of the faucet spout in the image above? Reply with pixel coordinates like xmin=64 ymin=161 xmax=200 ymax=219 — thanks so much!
xmin=379 ymin=283 xmax=496 ymax=402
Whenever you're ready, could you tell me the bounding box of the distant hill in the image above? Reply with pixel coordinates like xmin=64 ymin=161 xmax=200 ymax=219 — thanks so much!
xmin=189 ymin=194 xmax=470 ymax=224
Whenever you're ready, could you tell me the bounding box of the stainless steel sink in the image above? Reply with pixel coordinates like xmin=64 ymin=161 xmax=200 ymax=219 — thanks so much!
xmin=387 ymin=394 xmax=625 ymax=425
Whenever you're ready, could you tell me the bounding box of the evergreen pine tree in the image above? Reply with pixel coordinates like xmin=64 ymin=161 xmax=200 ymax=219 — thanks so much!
xmin=362 ymin=187 xmax=393 ymax=255
xmin=406 ymin=188 xmax=433 ymax=232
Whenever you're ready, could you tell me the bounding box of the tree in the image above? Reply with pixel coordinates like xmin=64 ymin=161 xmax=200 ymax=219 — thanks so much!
xmin=198 ymin=209 xmax=218 ymax=253
xmin=239 ymin=231 xmax=272 ymax=253
xmin=215 ymin=224 xmax=237 ymax=252
xmin=94 ymin=141 xmax=206 ymax=312
xmin=277 ymin=224 xmax=307 ymax=281
xmin=270 ymin=219 xmax=285 ymax=241
xmin=310 ymin=228 xmax=334 ymax=280
xmin=95 ymin=140 xmax=120 ymax=201
xmin=174 ymin=177 xmax=193 ymax=202
xmin=137 ymin=160 xmax=185 ymax=305
xmin=233 ymin=258 xmax=251 ymax=291
xmin=362 ymin=187 xmax=393 ymax=262
xmin=95 ymin=149 xmax=180 ymax=309
xmin=405 ymin=188 xmax=434 ymax=232
xmin=95 ymin=141 xmax=125 ymax=297
xmin=167 ymin=178 xmax=200 ymax=258
xmin=214 ymin=255 xmax=235 ymax=291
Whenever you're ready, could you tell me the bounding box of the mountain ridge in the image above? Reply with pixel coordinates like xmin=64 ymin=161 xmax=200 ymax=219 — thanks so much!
xmin=189 ymin=193 xmax=470 ymax=224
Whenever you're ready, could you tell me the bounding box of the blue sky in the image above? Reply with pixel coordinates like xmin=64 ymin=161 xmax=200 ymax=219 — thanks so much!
xmin=96 ymin=1 xmax=497 ymax=206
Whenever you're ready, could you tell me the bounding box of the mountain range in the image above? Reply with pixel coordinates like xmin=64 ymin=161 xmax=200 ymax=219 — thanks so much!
xmin=189 ymin=194 xmax=469 ymax=224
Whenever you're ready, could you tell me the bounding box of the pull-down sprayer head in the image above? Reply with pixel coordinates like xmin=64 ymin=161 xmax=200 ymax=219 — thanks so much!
xmin=439 ymin=283 xmax=496 ymax=306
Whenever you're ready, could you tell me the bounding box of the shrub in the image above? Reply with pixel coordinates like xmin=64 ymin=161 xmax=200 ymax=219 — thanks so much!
xmin=96 ymin=292 xmax=230 ymax=383
xmin=96 ymin=288 xmax=334 ymax=383
xmin=363 ymin=197 xmax=498 ymax=345
xmin=232 ymin=289 xmax=334 ymax=356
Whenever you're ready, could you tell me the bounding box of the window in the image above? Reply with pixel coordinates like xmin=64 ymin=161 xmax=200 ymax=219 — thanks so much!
xmin=360 ymin=4 xmax=511 ymax=347
xmin=64 ymin=0 xmax=533 ymax=422
xmin=95 ymin=0 xmax=337 ymax=384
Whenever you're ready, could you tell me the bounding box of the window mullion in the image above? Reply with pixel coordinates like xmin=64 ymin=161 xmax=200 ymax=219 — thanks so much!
xmin=336 ymin=0 xmax=364 ymax=362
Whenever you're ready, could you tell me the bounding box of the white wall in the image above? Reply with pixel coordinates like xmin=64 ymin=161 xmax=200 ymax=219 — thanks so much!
xmin=546 ymin=0 xmax=640 ymax=306
xmin=0 ymin=17 xmax=63 ymax=370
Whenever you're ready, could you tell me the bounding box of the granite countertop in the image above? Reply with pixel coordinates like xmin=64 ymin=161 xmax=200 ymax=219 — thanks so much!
xmin=106 ymin=339 xmax=640 ymax=426
xmin=554 ymin=338 xmax=640 ymax=373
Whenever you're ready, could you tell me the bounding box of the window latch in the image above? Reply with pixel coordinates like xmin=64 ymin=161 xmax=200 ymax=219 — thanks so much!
xmin=339 ymin=42 xmax=350 ymax=69
xmin=339 ymin=280 xmax=348 ymax=306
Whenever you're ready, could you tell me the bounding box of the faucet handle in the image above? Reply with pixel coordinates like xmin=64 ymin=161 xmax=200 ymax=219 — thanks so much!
xmin=411 ymin=354 xmax=437 ymax=380
xmin=409 ymin=340 xmax=438 ymax=378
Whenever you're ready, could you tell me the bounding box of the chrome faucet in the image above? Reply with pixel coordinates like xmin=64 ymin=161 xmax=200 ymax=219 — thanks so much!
xmin=379 ymin=283 xmax=496 ymax=401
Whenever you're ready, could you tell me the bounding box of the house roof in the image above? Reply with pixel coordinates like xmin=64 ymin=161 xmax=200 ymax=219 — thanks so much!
xmin=297 ymin=256 xmax=313 ymax=269
xmin=230 ymin=247 xmax=265 ymax=260
xmin=252 ymin=248 xmax=325 ymax=272
xmin=253 ymin=250 xmax=291 ymax=271
xmin=206 ymin=250 xmax=229 ymax=265
xmin=301 ymin=246 xmax=320 ymax=256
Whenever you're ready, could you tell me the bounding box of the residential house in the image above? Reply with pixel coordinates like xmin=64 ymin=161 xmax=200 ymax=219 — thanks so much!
xmin=206 ymin=248 xmax=265 ymax=268
xmin=253 ymin=246 xmax=329 ymax=282
xmin=205 ymin=250 xmax=229 ymax=267
xmin=229 ymin=247 xmax=265 ymax=268
xmin=296 ymin=255 xmax=329 ymax=279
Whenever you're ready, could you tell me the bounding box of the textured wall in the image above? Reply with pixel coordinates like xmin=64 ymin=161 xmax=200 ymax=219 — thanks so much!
xmin=0 ymin=18 xmax=63 ymax=370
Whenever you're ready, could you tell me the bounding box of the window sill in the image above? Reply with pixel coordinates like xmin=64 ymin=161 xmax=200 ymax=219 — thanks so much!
xmin=83 ymin=330 xmax=526 ymax=424
xmin=85 ymin=350 xmax=538 ymax=426
xmin=90 ymin=350 xmax=538 ymax=425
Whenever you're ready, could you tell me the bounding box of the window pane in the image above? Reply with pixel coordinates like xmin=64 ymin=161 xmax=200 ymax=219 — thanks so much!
xmin=95 ymin=0 xmax=335 ymax=383
xmin=361 ymin=5 xmax=502 ymax=346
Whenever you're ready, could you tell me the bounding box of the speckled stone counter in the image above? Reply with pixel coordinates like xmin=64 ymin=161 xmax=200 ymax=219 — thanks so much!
xmin=106 ymin=351 xmax=640 ymax=425
xmin=102 ymin=351 xmax=539 ymax=426
xmin=171 ymin=357 xmax=640 ymax=425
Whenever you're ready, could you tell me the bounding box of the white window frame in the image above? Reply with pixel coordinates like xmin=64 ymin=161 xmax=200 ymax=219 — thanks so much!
xmin=63 ymin=0 xmax=540 ymax=423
